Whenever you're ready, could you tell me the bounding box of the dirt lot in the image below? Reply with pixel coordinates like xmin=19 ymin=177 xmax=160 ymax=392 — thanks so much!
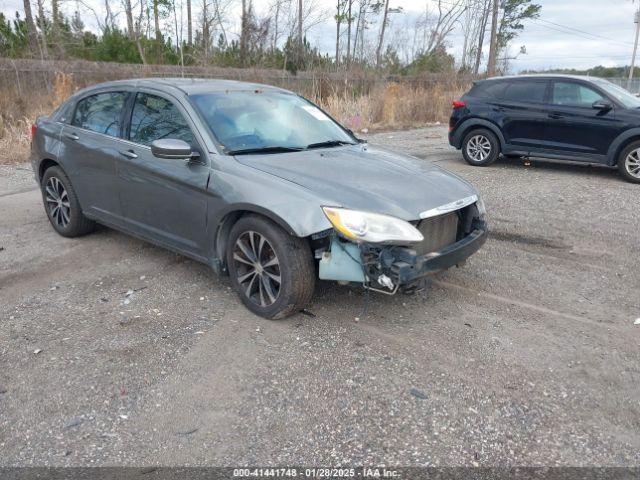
xmin=1 ymin=126 xmax=639 ymax=467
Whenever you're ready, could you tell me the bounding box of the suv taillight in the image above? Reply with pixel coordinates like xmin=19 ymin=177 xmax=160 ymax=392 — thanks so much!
xmin=30 ymin=124 xmax=37 ymax=140
xmin=452 ymin=100 xmax=466 ymax=109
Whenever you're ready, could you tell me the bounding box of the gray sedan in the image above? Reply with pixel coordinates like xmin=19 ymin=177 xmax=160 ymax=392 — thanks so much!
xmin=31 ymin=78 xmax=487 ymax=318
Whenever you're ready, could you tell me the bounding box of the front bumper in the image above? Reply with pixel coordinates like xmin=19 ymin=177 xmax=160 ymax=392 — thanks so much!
xmin=392 ymin=226 xmax=487 ymax=285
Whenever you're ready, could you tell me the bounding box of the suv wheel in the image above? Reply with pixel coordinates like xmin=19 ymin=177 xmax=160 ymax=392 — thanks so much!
xmin=41 ymin=166 xmax=95 ymax=237
xmin=226 ymin=215 xmax=315 ymax=319
xmin=461 ymin=129 xmax=500 ymax=166
xmin=618 ymin=141 xmax=640 ymax=184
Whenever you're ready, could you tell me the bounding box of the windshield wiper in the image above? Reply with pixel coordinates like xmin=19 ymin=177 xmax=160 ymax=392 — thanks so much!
xmin=228 ymin=146 xmax=304 ymax=155
xmin=306 ymin=140 xmax=356 ymax=149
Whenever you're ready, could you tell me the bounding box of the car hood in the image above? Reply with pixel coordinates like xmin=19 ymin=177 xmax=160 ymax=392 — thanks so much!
xmin=235 ymin=144 xmax=477 ymax=221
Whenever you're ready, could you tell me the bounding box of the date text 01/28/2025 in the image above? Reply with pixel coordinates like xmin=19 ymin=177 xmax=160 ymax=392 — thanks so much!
xmin=232 ymin=467 xmax=400 ymax=478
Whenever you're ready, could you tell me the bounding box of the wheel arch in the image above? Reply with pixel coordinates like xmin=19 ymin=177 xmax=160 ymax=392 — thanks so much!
xmin=38 ymin=158 xmax=61 ymax=183
xmin=211 ymin=204 xmax=303 ymax=275
xmin=453 ymin=118 xmax=506 ymax=150
xmin=607 ymin=129 xmax=640 ymax=166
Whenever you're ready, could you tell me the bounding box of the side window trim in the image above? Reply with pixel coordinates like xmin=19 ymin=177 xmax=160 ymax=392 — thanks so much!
xmin=550 ymin=81 xmax=609 ymax=109
xmin=69 ymin=90 xmax=131 ymax=138
xmin=127 ymin=90 xmax=202 ymax=152
xmin=500 ymin=79 xmax=550 ymax=105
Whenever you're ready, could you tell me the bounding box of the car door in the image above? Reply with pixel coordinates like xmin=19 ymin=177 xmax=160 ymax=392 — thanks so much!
xmin=544 ymin=80 xmax=626 ymax=159
xmin=493 ymin=79 xmax=551 ymax=150
xmin=59 ymin=90 xmax=129 ymax=222
xmin=116 ymin=90 xmax=211 ymax=257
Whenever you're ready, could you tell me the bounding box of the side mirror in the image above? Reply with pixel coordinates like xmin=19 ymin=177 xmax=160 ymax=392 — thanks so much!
xmin=150 ymin=139 xmax=193 ymax=160
xmin=592 ymin=100 xmax=613 ymax=112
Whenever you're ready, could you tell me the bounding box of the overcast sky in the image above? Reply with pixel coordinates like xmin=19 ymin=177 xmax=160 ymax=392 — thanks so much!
xmin=2 ymin=0 xmax=638 ymax=72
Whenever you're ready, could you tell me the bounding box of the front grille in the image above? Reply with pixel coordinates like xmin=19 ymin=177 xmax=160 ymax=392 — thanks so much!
xmin=414 ymin=212 xmax=459 ymax=255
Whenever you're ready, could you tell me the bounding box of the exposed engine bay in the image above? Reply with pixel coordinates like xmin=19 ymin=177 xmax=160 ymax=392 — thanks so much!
xmin=313 ymin=202 xmax=487 ymax=294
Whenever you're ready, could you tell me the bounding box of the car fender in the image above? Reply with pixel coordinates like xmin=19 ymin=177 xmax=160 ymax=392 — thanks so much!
xmin=451 ymin=118 xmax=506 ymax=150
xmin=606 ymin=128 xmax=640 ymax=166
xmin=204 ymin=160 xmax=334 ymax=267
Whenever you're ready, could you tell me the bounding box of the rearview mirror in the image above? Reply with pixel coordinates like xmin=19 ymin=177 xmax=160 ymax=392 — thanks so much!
xmin=150 ymin=139 xmax=193 ymax=160
xmin=592 ymin=100 xmax=613 ymax=112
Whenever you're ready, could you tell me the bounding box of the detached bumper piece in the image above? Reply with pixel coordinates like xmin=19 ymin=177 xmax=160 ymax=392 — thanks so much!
xmin=388 ymin=227 xmax=487 ymax=284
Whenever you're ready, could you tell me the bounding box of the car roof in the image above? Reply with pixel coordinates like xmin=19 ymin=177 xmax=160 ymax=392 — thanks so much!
xmin=478 ymin=74 xmax=604 ymax=83
xmin=72 ymin=77 xmax=293 ymax=97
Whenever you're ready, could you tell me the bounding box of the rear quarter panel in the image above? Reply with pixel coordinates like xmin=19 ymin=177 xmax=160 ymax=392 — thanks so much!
xmin=449 ymin=96 xmax=503 ymax=149
xmin=31 ymin=116 xmax=64 ymax=183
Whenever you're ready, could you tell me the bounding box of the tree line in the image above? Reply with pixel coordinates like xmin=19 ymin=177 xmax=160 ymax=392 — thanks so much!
xmin=0 ymin=0 xmax=540 ymax=74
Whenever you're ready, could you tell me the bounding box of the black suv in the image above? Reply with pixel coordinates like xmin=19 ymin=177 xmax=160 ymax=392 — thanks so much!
xmin=448 ymin=75 xmax=640 ymax=183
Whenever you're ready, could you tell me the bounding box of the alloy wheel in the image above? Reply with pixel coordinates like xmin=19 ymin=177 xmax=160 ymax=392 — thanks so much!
xmin=466 ymin=135 xmax=492 ymax=162
xmin=45 ymin=177 xmax=71 ymax=228
xmin=232 ymin=231 xmax=281 ymax=307
xmin=625 ymin=148 xmax=640 ymax=179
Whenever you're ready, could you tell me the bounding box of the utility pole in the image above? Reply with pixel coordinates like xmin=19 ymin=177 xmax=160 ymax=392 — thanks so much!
xmin=486 ymin=0 xmax=500 ymax=76
xmin=628 ymin=6 xmax=640 ymax=90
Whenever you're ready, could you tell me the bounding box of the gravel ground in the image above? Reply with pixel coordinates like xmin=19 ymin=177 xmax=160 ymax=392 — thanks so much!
xmin=1 ymin=126 xmax=639 ymax=467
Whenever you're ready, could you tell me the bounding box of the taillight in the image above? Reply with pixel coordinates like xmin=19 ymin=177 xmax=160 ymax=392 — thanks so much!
xmin=30 ymin=124 xmax=37 ymax=140
xmin=452 ymin=100 xmax=466 ymax=109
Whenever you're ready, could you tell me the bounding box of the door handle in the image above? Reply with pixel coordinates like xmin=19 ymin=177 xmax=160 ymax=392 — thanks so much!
xmin=120 ymin=150 xmax=138 ymax=159
xmin=64 ymin=132 xmax=79 ymax=141
xmin=548 ymin=113 xmax=564 ymax=119
xmin=492 ymin=106 xmax=505 ymax=112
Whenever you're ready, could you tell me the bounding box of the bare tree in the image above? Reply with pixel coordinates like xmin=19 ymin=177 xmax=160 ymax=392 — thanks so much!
xmin=187 ymin=0 xmax=192 ymax=45
xmin=35 ymin=0 xmax=48 ymax=58
xmin=200 ymin=0 xmax=211 ymax=58
xmin=335 ymin=0 xmax=343 ymax=65
xmin=374 ymin=0 xmax=389 ymax=67
xmin=136 ymin=0 xmax=149 ymax=63
xmin=298 ymin=0 xmax=303 ymax=65
xmin=269 ymin=0 xmax=286 ymax=50
xmin=425 ymin=0 xmax=466 ymax=54
xmin=459 ymin=0 xmax=488 ymax=71
xmin=345 ymin=0 xmax=353 ymax=66
xmin=153 ymin=0 xmax=162 ymax=43
xmin=240 ymin=0 xmax=249 ymax=64
xmin=472 ymin=0 xmax=491 ymax=74
xmin=352 ymin=0 xmax=367 ymax=63
xmin=22 ymin=0 xmax=39 ymax=56
xmin=123 ymin=0 xmax=136 ymax=39
xmin=486 ymin=0 xmax=499 ymax=75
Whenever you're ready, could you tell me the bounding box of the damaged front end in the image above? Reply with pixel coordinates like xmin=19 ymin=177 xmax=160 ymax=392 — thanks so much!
xmin=314 ymin=199 xmax=488 ymax=294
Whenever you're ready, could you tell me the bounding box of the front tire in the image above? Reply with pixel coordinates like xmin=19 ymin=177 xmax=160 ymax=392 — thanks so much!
xmin=617 ymin=141 xmax=640 ymax=184
xmin=461 ymin=129 xmax=500 ymax=166
xmin=41 ymin=166 xmax=95 ymax=237
xmin=226 ymin=215 xmax=315 ymax=319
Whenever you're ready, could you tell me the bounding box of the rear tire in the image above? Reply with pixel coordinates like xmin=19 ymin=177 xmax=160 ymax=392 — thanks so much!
xmin=461 ymin=128 xmax=500 ymax=166
xmin=617 ymin=141 xmax=640 ymax=184
xmin=41 ymin=166 xmax=95 ymax=237
xmin=226 ymin=215 xmax=315 ymax=319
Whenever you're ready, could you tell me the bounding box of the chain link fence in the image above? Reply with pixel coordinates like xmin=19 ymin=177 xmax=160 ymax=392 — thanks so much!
xmin=0 ymin=58 xmax=473 ymax=101
xmin=602 ymin=77 xmax=640 ymax=94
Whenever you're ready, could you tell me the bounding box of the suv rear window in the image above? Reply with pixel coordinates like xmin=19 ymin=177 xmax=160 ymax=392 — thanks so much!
xmin=469 ymin=81 xmax=507 ymax=99
xmin=502 ymin=81 xmax=548 ymax=103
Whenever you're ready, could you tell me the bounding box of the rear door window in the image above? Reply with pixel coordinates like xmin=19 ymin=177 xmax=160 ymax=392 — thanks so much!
xmin=551 ymin=82 xmax=605 ymax=107
xmin=71 ymin=92 xmax=128 ymax=137
xmin=502 ymin=80 xmax=548 ymax=103
xmin=470 ymin=81 xmax=508 ymax=99
xmin=128 ymin=93 xmax=197 ymax=147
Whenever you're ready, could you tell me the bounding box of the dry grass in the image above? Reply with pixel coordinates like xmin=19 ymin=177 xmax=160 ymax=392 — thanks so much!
xmin=0 ymin=61 xmax=468 ymax=165
xmin=320 ymin=82 xmax=463 ymax=131
xmin=0 ymin=72 xmax=75 ymax=164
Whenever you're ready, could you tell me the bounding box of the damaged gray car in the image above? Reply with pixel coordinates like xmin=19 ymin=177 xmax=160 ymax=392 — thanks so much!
xmin=31 ymin=78 xmax=488 ymax=319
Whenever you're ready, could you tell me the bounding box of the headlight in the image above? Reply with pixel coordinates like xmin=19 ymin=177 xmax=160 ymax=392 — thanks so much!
xmin=322 ymin=207 xmax=424 ymax=244
xmin=476 ymin=196 xmax=487 ymax=216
